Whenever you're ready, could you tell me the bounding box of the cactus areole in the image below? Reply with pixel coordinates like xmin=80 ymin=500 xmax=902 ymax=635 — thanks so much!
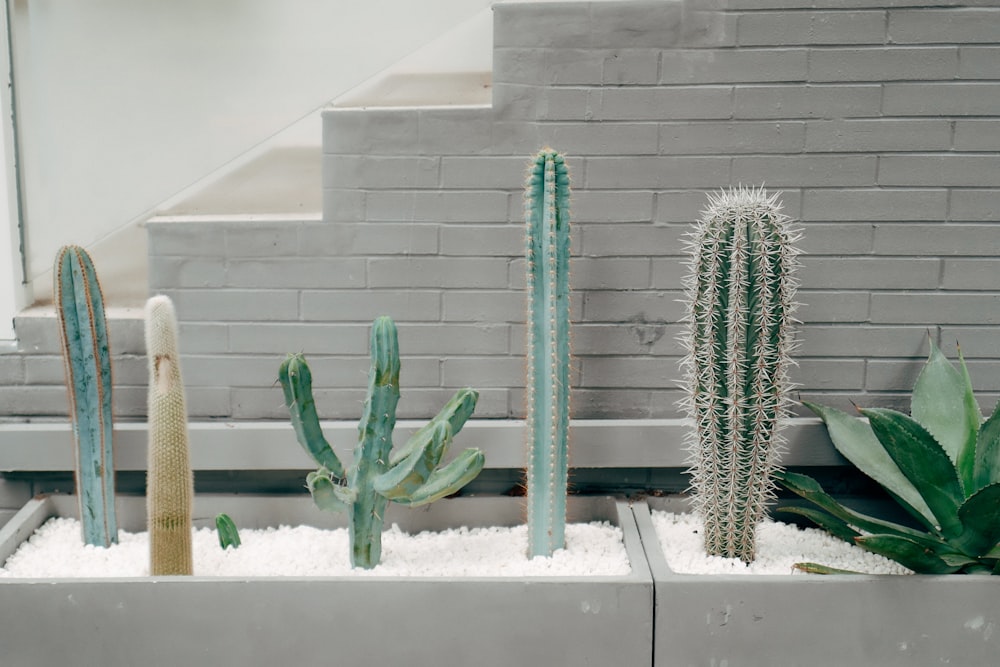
xmin=524 ymin=149 xmax=572 ymax=558
xmin=682 ymin=187 xmax=799 ymax=563
xmin=54 ymin=245 xmax=118 ymax=547
xmin=280 ymin=316 xmax=485 ymax=569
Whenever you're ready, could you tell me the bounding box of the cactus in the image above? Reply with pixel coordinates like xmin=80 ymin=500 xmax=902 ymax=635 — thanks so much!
xmin=145 ymin=295 xmax=194 ymax=576
xmin=279 ymin=315 xmax=485 ymax=569
xmin=54 ymin=245 xmax=118 ymax=547
xmin=681 ymin=186 xmax=799 ymax=563
xmin=524 ymin=148 xmax=572 ymax=558
xmin=215 ymin=513 xmax=241 ymax=550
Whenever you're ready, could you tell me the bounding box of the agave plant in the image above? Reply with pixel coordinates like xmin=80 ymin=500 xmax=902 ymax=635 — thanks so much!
xmin=777 ymin=339 xmax=1000 ymax=574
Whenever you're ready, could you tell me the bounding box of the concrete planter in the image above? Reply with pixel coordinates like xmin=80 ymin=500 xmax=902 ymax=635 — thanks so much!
xmin=635 ymin=497 xmax=1000 ymax=667
xmin=0 ymin=494 xmax=652 ymax=667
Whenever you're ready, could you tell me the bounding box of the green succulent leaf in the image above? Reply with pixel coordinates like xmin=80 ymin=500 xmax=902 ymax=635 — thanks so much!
xmin=911 ymin=339 xmax=980 ymax=492
xmin=854 ymin=534 xmax=960 ymax=575
xmin=215 ymin=513 xmax=241 ymax=550
xmin=307 ymin=468 xmax=355 ymax=513
xmin=954 ymin=483 xmax=1000 ymax=557
xmin=792 ymin=562 xmax=866 ymax=575
xmin=803 ymin=401 xmax=934 ymax=528
xmin=776 ymin=505 xmax=861 ymax=544
xmin=861 ymin=408 xmax=964 ymax=538
xmin=974 ymin=401 xmax=1000 ymax=491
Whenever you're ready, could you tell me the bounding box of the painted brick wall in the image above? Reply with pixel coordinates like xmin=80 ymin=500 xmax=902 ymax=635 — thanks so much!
xmin=7 ymin=0 xmax=1000 ymax=421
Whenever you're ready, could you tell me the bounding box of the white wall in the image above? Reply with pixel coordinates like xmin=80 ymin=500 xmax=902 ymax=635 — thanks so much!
xmin=9 ymin=0 xmax=492 ymax=300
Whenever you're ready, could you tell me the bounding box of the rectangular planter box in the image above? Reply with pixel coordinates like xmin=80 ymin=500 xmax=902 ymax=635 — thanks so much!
xmin=635 ymin=497 xmax=1000 ymax=667
xmin=0 ymin=494 xmax=652 ymax=667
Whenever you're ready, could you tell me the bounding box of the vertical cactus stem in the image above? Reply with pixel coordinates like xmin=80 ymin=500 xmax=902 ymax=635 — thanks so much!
xmin=54 ymin=245 xmax=118 ymax=547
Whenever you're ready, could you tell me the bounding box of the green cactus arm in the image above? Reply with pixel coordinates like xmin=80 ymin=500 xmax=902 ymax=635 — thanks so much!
xmin=911 ymin=339 xmax=980 ymax=493
xmin=215 ymin=513 xmax=241 ymax=550
xmin=54 ymin=245 xmax=118 ymax=548
xmin=374 ymin=420 xmax=451 ymax=500
xmin=306 ymin=468 xmax=356 ymax=513
xmin=389 ymin=388 xmax=478 ymax=465
xmin=974 ymin=401 xmax=1000 ymax=491
xmin=395 ymin=448 xmax=486 ymax=508
xmin=279 ymin=353 xmax=345 ymax=479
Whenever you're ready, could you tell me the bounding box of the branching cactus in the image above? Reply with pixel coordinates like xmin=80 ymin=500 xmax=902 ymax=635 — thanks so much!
xmin=145 ymin=295 xmax=194 ymax=576
xmin=279 ymin=315 xmax=485 ymax=569
xmin=54 ymin=245 xmax=119 ymax=547
xmin=524 ymin=148 xmax=572 ymax=558
xmin=681 ymin=186 xmax=800 ymax=563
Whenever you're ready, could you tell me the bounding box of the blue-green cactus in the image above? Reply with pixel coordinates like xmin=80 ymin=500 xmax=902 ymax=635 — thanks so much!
xmin=280 ymin=316 xmax=484 ymax=569
xmin=54 ymin=245 xmax=118 ymax=547
xmin=524 ymin=148 xmax=572 ymax=558
xmin=681 ymin=187 xmax=799 ymax=563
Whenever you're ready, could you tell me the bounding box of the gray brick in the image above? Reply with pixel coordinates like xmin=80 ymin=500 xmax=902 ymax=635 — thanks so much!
xmin=228 ymin=323 xmax=370 ymax=355
xmin=396 ymin=388 xmax=510 ymax=419
xmin=366 ymin=191 xmax=511 ymax=223
xmin=226 ymin=258 xmax=365 ymax=289
xmin=888 ymin=8 xmax=1000 ymax=44
xmin=738 ymin=11 xmax=887 ymax=46
xmin=585 ymin=156 xmax=730 ymax=189
xmin=879 ymin=155 xmax=1000 ymax=187
xmin=322 ymin=189 xmax=366 ymax=222
xmin=301 ymin=290 xmax=441 ymax=323
xmin=180 ymin=355 xmax=286 ymax=388
xmin=295 ymin=356 xmax=440 ymax=388
xmin=23 ymin=355 xmax=64 ymax=385
xmin=177 ymin=323 xmax=229 ymax=354
xmin=108 ymin=355 xmax=148 ymax=387
xmin=323 ymin=155 xmax=440 ymax=190
xmin=299 ymin=222 xmax=438 ymax=256
xmin=573 ymin=190 xmax=656 ymax=223
xmin=0 ymin=386 xmax=67 ymax=416
xmin=866 ymin=359 xmax=931 ymax=393
xmin=793 ymin=359 xmax=866 ymax=391
xmin=798 ymin=223 xmax=874 ymax=255
xmin=147 ymin=222 xmax=226 ymax=257
xmin=798 ymin=325 xmax=929 ymax=357
xmin=440 ymin=156 xmax=534 ymax=189
xmin=0 ymin=353 xmax=25 ymax=385
xmin=541 ymin=87 xmax=602 ymax=121
xmin=440 ymin=225 xmax=522 ymax=257
xmin=588 ymin=2 xmax=685 ymax=48
xmin=416 ymin=108 xmax=495 ymax=156
xmin=222 ymin=223 xmax=301 ymax=258
xmin=950 ymin=190 xmax=1000 ymax=221
xmin=961 ymin=361 xmax=1000 ymax=393
xmin=493 ymin=48 xmax=603 ymax=86
xmin=659 ymin=121 xmax=806 ymax=154
xmin=805 ymin=119 xmax=953 ymax=152
xmin=599 ymin=86 xmax=732 ymax=121
xmin=13 ymin=314 xmax=60 ymax=354
xmin=883 ymin=83 xmax=1000 ymax=117
xmin=582 ymin=224 xmax=685 ymax=256
xmin=959 ymin=47 xmax=1000 ymax=80
xmin=801 ymin=257 xmax=941 ymax=290
xmin=654 ymin=190 xmax=717 ymax=224
xmin=582 ymin=290 xmax=686 ymax=323
xmin=169 ymin=289 xmax=299 ymax=322
xmin=368 ymin=257 xmax=509 ymax=289
xmin=493 ymin=3 xmax=593 ymax=49
xmin=536 ymin=122 xmax=660 ymax=156
xmin=954 ymin=121 xmax=1000 ymax=153
xmin=149 ymin=256 xmax=225 ymax=290
xmin=492 ymin=82 xmax=544 ymax=120
xmin=796 ymin=290 xmax=870 ymax=324
xmin=573 ymin=322 xmax=684 ymax=356
xmin=660 ymin=48 xmax=808 ymax=84
xmin=443 ymin=291 xmax=527 ymax=323
xmin=393 ymin=323 xmax=509 ymax=355
xmin=441 ymin=358 xmax=523 ymax=388
xmin=573 ymin=257 xmax=651 ymax=289
xmin=733 ymin=155 xmax=877 ymax=187
xmin=734 ymin=84 xmax=882 ymax=119
xmin=323 ymin=108 xmax=419 ymax=155
xmin=809 ymin=47 xmax=958 ymax=82
xmin=603 ymin=49 xmax=660 ymax=85
xmin=571 ymin=389 xmax=656 ymax=419
xmin=940 ymin=327 xmax=1000 ymax=359
xmin=802 ymin=188 xmax=948 ymax=222
xmin=871 ymin=293 xmax=1000 ymax=324
xmin=231 ymin=386 xmax=356 ymax=419
xmin=581 ymin=356 xmax=679 ymax=389
xmin=874 ymin=224 xmax=1000 ymax=256
xmin=650 ymin=258 xmax=688 ymax=290
xmin=942 ymin=260 xmax=1000 ymax=290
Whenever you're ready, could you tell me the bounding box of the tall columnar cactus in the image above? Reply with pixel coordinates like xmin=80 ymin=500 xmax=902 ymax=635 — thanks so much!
xmin=144 ymin=295 xmax=194 ymax=576
xmin=524 ymin=148 xmax=572 ymax=558
xmin=681 ymin=186 xmax=800 ymax=563
xmin=54 ymin=245 xmax=118 ymax=547
xmin=279 ymin=316 xmax=485 ymax=569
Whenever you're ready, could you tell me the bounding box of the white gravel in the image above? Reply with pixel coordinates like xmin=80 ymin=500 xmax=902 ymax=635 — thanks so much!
xmin=652 ymin=511 xmax=911 ymax=575
xmin=0 ymin=517 xmax=631 ymax=578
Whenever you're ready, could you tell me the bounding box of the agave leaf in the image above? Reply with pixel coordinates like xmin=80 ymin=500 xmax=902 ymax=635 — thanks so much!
xmin=861 ymin=408 xmax=964 ymax=538
xmin=954 ymin=483 xmax=1000 ymax=557
xmin=911 ymin=340 xmax=980 ymax=493
xmin=974 ymin=401 xmax=1000 ymax=491
xmin=776 ymin=505 xmax=861 ymax=543
xmin=803 ymin=401 xmax=935 ymax=527
xmin=792 ymin=562 xmax=867 ymax=575
xmin=855 ymin=534 xmax=959 ymax=574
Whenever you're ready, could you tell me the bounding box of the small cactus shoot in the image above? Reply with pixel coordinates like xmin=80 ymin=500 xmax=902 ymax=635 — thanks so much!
xmin=280 ymin=316 xmax=485 ymax=569
xmin=54 ymin=245 xmax=118 ymax=547
xmin=215 ymin=513 xmax=241 ymax=550
xmin=681 ymin=187 xmax=799 ymax=563
xmin=524 ymin=148 xmax=572 ymax=558
xmin=145 ymin=295 xmax=194 ymax=576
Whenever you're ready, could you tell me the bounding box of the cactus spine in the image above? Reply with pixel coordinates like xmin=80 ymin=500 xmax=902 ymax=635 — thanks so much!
xmin=682 ymin=186 xmax=799 ymax=563
xmin=54 ymin=245 xmax=118 ymax=547
xmin=524 ymin=148 xmax=572 ymax=558
xmin=279 ymin=316 xmax=485 ymax=569
xmin=145 ymin=295 xmax=194 ymax=576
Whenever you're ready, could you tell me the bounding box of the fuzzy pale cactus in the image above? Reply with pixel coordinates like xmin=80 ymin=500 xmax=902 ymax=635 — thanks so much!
xmin=524 ymin=148 xmax=572 ymax=558
xmin=681 ymin=186 xmax=800 ymax=563
xmin=145 ymin=295 xmax=194 ymax=575
xmin=54 ymin=245 xmax=118 ymax=547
